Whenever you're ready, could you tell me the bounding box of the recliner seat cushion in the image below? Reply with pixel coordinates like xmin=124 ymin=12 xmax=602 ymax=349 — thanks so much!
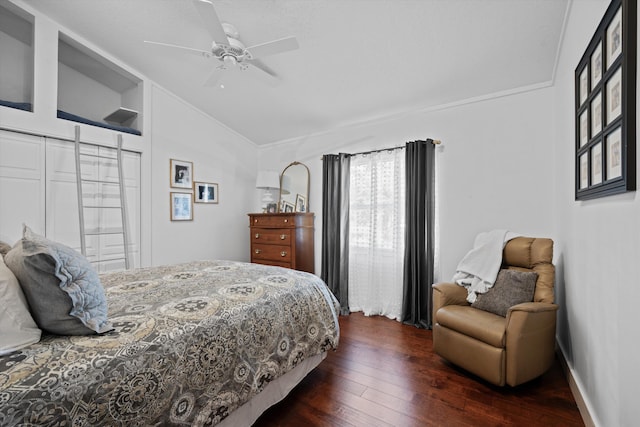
xmin=435 ymin=305 xmax=506 ymax=348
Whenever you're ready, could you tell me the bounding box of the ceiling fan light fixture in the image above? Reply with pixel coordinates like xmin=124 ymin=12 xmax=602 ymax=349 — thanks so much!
xmin=223 ymin=55 xmax=237 ymax=67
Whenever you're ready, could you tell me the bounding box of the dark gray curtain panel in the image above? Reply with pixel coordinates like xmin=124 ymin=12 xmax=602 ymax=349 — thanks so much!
xmin=401 ymin=140 xmax=435 ymax=328
xmin=320 ymin=153 xmax=351 ymax=315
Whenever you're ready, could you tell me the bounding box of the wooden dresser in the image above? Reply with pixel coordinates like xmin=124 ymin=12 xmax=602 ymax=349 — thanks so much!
xmin=248 ymin=212 xmax=315 ymax=273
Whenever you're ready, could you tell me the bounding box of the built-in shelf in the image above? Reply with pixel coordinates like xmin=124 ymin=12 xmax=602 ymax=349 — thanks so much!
xmin=0 ymin=2 xmax=34 ymax=112
xmin=57 ymin=33 xmax=143 ymax=135
xmin=104 ymin=107 xmax=138 ymax=126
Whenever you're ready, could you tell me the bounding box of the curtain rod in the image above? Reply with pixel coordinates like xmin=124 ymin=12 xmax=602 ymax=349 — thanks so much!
xmin=320 ymin=139 xmax=441 ymax=160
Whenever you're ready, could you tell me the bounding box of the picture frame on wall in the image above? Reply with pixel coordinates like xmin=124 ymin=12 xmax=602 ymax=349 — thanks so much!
xmin=170 ymin=159 xmax=193 ymax=189
xmin=574 ymin=0 xmax=636 ymax=200
xmin=194 ymin=182 xmax=219 ymax=204
xmin=579 ymin=153 xmax=589 ymax=190
xmin=606 ymin=6 xmax=623 ymax=68
xmin=170 ymin=192 xmax=193 ymax=221
xmin=606 ymin=127 xmax=622 ymax=180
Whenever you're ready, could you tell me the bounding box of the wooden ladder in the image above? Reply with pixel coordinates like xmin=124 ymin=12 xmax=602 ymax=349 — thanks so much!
xmin=73 ymin=126 xmax=130 ymax=270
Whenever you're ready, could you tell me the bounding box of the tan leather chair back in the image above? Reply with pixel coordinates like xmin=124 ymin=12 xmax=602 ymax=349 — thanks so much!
xmin=502 ymin=237 xmax=554 ymax=304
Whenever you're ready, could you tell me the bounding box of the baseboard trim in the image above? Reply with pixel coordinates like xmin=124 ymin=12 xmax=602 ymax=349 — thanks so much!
xmin=556 ymin=346 xmax=595 ymax=427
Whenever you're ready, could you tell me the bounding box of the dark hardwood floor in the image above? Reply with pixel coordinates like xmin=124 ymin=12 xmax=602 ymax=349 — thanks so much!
xmin=255 ymin=312 xmax=584 ymax=427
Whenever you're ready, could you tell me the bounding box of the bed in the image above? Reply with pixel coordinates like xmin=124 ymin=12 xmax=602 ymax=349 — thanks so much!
xmin=0 ymin=256 xmax=340 ymax=426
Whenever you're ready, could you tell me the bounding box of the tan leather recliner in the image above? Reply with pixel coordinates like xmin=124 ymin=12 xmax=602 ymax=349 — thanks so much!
xmin=432 ymin=237 xmax=557 ymax=387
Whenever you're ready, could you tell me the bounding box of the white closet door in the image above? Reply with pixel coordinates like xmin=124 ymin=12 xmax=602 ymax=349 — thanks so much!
xmin=45 ymin=138 xmax=141 ymax=272
xmin=45 ymin=139 xmax=82 ymax=250
xmin=0 ymin=130 xmax=45 ymax=243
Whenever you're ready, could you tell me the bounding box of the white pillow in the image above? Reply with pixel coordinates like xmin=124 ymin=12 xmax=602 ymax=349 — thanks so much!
xmin=0 ymin=253 xmax=41 ymax=355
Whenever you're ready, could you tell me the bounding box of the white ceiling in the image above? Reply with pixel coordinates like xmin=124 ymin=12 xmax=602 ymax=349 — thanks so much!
xmin=21 ymin=0 xmax=569 ymax=146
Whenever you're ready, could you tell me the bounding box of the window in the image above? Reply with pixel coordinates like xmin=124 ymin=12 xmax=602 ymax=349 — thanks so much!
xmin=348 ymin=148 xmax=405 ymax=319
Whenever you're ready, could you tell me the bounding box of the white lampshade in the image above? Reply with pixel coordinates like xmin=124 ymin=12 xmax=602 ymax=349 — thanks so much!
xmin=256 ymin=170 xmax=280 ymax=212
xmin=255 ymin=170 xmax=280 ymax=190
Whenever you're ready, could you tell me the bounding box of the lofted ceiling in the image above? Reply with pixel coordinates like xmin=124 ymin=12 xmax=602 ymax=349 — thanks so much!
xmin=20 ymin=0 xmax=570 ymax=146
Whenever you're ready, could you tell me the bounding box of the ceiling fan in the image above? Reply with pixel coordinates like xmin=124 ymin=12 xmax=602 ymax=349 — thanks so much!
xmin=144 ymin=0 xmax=299 ymax=86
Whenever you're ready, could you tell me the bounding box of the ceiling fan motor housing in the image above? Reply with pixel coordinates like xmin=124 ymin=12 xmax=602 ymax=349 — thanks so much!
xmin=211 ymin=22 xmax=249 ymax=64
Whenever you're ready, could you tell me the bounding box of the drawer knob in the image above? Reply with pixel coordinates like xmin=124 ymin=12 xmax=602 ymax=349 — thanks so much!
xmin=255 ymin=233 xmax=260 ymax=239
xmin=280 ymin=234 xmax=286 ymax=240
xmin=255 ymin=249 xmax=262 ymax=254
xmin=283 ymin=219 xmax=288 ymax=223
xmin=280 ymin=251 xmax=287 ymax=257
xmin=254 ymin=219 xmax=258 ymax=223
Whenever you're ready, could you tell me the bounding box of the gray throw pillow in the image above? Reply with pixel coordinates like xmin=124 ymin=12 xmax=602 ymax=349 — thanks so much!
xmin=471 ymin=269 xmax=538 ymax=317
xmin=4 ymin=225 xmax=112 ymax=335
xmin=0 ymin=240 xmax=11 ymax=257
xmin=0 ymin=254 xmax=41 ymax=354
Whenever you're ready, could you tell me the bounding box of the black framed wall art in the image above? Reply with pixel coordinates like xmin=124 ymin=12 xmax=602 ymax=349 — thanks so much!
xmin=575 ymin=0 xmax=636 ymax=200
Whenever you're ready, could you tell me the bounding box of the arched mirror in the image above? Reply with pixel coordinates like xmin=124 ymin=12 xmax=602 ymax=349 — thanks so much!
xmin=278 ymin=161 xmax=310 ymax=213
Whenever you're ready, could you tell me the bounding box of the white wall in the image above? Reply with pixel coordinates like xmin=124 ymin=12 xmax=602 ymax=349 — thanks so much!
xmin=552 ymin=1 xmax=640 ymax=426
xmin=259 ymin=86 xmax=556 ymax=284
xmin=149 ymin=85 xmax=256 ymax=265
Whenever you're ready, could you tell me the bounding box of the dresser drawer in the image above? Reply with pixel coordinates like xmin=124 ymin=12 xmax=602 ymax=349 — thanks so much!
xmin=252 ymin=244 xmax=292 ymax=262
xmin=251 ymin=215 xmax=295 ymax=228
xmin=252 ymin=229 xmax=291 ymax=245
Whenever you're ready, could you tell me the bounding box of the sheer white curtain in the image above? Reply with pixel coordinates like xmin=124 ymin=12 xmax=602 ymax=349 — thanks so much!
xmin=348 ymin=149 xmax=405 ymax=320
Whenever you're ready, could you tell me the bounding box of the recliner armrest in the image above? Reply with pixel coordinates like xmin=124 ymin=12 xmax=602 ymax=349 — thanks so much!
xmin=432 ymin=282 xmax=469 ymax=321
xmin=507 ymin=302 xmax=558 ymax=314
xmin=504 ymin=302 xmax=558 ymax=386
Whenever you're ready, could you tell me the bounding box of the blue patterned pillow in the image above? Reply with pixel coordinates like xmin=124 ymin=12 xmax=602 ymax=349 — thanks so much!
xmin=5 ymin=226 xmax=112 ymax=335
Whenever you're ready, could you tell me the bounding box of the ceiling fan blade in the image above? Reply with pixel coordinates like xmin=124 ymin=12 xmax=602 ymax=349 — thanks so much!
xmin=192 ymin=0 xmax=229 ymax=46
xmin=144 ymin=40 xmax=211 ymax=58
xmin=244 ymin=62 xmax=280 ymax=87
xmin=203 ymin=65 xmax=227 ymax=86
xmin=248 ymin=59 xmax=277 ymax=78
xmin=246 ymin=36 xmax=299 ymax=60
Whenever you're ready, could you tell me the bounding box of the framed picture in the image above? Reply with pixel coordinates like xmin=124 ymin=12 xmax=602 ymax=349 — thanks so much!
xmin=170 ymin=159 xmax=193 ymax=189
xmin=606 ymin=67 xmax=622 ymax=124
xmin=575 ymin=0 xmax=636 ymax=200
xmin=591 ymin=143 xmax=603 ymax=186
xmin=194 ymin=181 xmax=219 ymax=204
xmin=294 ymin=194 xmax=307 ymax=212
xmin=579 ymin=66 xmax=589 ymax=105
xmin=579 ymin=153 xmax=589 ymax=190
xmin=579 ymin=110 xmax=589 ymax=147
xmin=606 ymin=6 xmax=623 ymax=69
xmin=590 ymin=93 xmax=602 ymax=137
xmin=266 ymin=202 xmax=278 ymax=213
xmin=606 ymin=127 xmax=622 ymax=180
xmin=590 ymin=42 xmax=602 ymax=89
xmin=282 ymin=201 xmax=294 ymax=213
xmin=170 ymin=192 xmax=193 ymax=221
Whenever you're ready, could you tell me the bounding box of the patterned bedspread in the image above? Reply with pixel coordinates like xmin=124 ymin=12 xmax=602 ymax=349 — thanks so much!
xmin=0 ymin=260 xmax=340 ymax=426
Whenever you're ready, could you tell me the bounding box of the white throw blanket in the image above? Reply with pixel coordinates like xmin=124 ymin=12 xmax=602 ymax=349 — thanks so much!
xmin=452 ymin=229 xmax=520 ymax=303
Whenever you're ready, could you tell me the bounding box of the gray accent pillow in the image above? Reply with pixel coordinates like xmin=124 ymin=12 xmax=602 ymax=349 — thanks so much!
xmin=4 ymin=225 xmax=112 ymax=335
xmin=0 ymin=240 xmax=11 ymax=257
xmin=0 ymin=254 xmax=41 ymax=355
xmin=471 ymin=269 xmax=538 ymax=317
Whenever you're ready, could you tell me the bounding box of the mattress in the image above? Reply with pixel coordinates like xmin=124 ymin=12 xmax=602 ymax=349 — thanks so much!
xmin=0 ymin=260 xmax=340 ymax=426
